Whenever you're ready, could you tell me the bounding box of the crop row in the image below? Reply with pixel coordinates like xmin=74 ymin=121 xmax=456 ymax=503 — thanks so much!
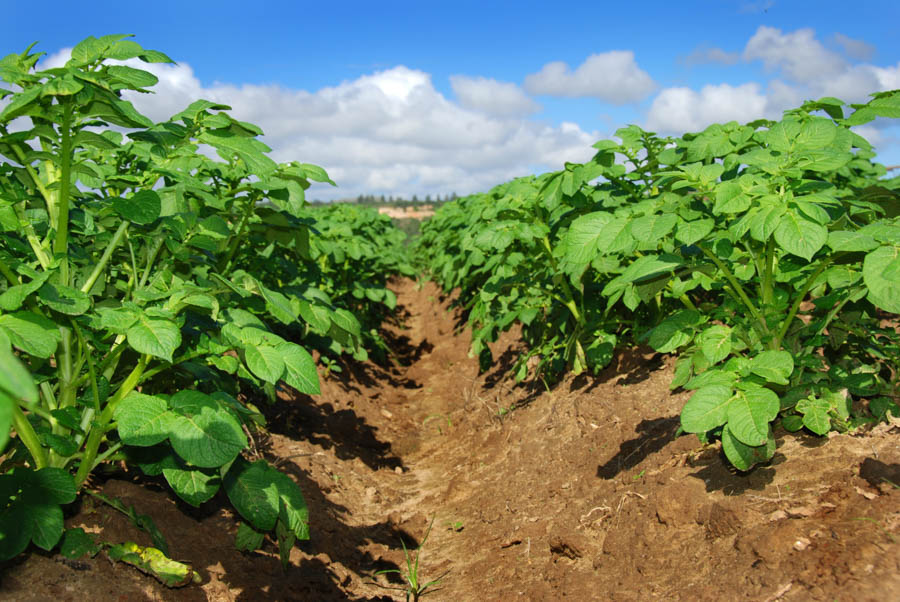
xmin=417 ymin=91 xmax=900 ymax=471
xmin=0 ymin=35 xmax=412 ymax=573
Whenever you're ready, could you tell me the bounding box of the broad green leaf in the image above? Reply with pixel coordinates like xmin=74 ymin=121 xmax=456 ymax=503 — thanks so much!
xmin=259 ymin=285 xmax=296 ymax=325
xmin=0 ymin=271 xmax=49 ymax=311
xmin=127 ymin=315 xmax=181 ymax=362
xmin=298 ymin=301 xmax=332 ymax=332
xmin=726 ymin=387 xmax=779 ymax=446
xmin=59 ymin=528 xmax=101 ymax=559
xmin=111 ymin=190 xmax=161 ymax=225
xmin=0 ymin=391 xmax=13 ymax=450
xmin=278 ymin=342 xmax=320 ymax=395
xmin=0 ymin=345 xmax=38 ymax=402
xmin=675 ymin=218 xmax=714 ymax=246
xmin=168 ymin=390 xmax=246 ymax=468
xmin=245 ymin=344 xmax=285 ymax=384
xmin=223 ymin=459 xmax=280 ymax=531
xmin=680 ymin=385 xmax=733 ymax=433
xmin=684 ymin=368 xmax=738 ymax=391
xmin=37 ymin=282 xmax=90 ymax=315
xmin=774 ymin=211 xmax=827 ymax=260
xmin=621 ymin=253 xmax=683 ymax=284
xmin=721 ymin=425 xmax=775 ymax=471
xmin=630 ymin=214 xmax=677 ymax=243
xmin=0 ymin=311 xmax=61 ymax=358
xmin=863 ymin=245 xmax=900 ymax=313
xmin=235 ymin=522 xmax=265 ymax=552
xmin=749 ymin=350 xmax=794 ymax=385
xmin=699 ymin=325 xmax=732 ymax=365
xmin=223 ymin=459 xmax=308 ymax=539
xmin=162 ymin=463 xmax=221 ymax=507
xmin=796 ymin=396 xmax=831 ymax=435
xmin=560 ymin=212 xmax=612 ymax=268
xmin=113 ymin=392 xmax=174 ymax=447
xmin=714 ymin=181 xmax=750 ymax=214
xmin=647 ymin=310 xmax=701 ymax=353
xmin=0 ymin=467 xmax=76 ymax=560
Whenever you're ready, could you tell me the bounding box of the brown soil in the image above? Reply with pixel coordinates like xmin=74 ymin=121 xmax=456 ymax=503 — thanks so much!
xmin=2 ymin=278 xmax=899 ymax=601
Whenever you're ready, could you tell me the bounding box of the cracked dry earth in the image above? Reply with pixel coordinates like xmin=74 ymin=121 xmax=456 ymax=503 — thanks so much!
xmin=1 ymin=278 xmax=899 ymax=601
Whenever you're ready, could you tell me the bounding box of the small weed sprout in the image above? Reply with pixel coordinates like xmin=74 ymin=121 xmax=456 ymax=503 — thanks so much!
xmin=373 ymin=515 xmax=449 ymax=601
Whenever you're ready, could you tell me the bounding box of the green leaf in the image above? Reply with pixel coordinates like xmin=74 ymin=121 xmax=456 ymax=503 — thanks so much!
xmin=721 ymin=425 xmax=775 ymax=471
xmin=680 ymin=385 xmax=733 ymax=433
xmin=675 ymin=218 xmax=714 ymax=246
xmin=621 ymin=253 xmax=683 ymax=284
xmin=127 ymin=314 xmax=181 ymax=362
xmin=235 ymin=522 xmax=265 ymax=552
xmin=749 ymin=350 xmax=794 ymax=385
xmin=630 ymin=214 xmax=678 ymax=243
xmin=245 ymin=344 xmax=285 ymax=384
xmin=863 ymin=245 xmax=900 ymax=313
xmin=278 ymin=342 xmax=320 ymax=395
xmin=714 ymin=182 xmax=750 ymax=215
xmin=0 ymin=271 xmax=49 ymax=311
xmin=726 ymin=387 xmax=779 ymax=446
xmin=795 ymin=396 xmax=832 ymax=435
xmin=168 ymin=390 xmax=246 ymax=468
xmin=223 ymin=459 xmax=308 ymax=540
xmin=113 ymin=392 xmax=174 ymax=447
xmin=774 ymin=211 xmax=827 ymax=261
xmin=259 ymin=285 xmax=296 ymax=325
xmin=107 ymin=65 xmax=158 ymax=89
xmin=0 ymin=311 xmax=61 ymax=358
xmin=59 ymin=528 xmax=101 ymax=559
xmin=699 ymin=325 xmax=732 ymax=365
xmin=0 ymin=345 xmax=38 ymax=402
xmin=111 ymin=190 xmax=161 ymax=225
xmin=162 ymin=463 xmax=221 ymax=507
xmin=647 ymin=310 xmax=701 ymax=353
xmin=0 ymin=467 xmax=76 ymax=560
xmin=37 ymin=282 xmax=91 ymax=315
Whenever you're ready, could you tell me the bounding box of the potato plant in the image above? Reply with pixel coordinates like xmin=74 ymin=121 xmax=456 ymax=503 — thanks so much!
xmin=0 ymin=35 xmax=410 ymax=568
xmin=419 ymin=92 xmax=900 ymax=470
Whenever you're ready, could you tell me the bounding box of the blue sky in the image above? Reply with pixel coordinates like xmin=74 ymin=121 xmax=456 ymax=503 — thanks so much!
xmin=4 ymin=0 xmax=900 ymax=199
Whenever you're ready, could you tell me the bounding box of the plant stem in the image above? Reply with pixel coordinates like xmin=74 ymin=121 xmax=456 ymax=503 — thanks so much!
xmin=0 ymin=255 xmax=18 ymax=285
xmin=774 ymin=259 xmax=833 ymax=347
xmin=54 ymin=100 xmax=75 ymax=286
xmin=81 ymin=220 xmax=129 ymax=293
xmin=699 ymin=245 xmax=768 ymax=334
xmin=10 ymin=402 xmax=49 ymax=469
xmin=74 ymin=354 xmax=149 ymax=488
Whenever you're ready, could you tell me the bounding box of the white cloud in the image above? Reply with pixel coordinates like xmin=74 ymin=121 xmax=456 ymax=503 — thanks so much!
xmin=833 ymin=33 xmax=875 ymax=61
xmin=646 ymin=27 xmax=900 ymax=141
xmin=644 ymin=83 xmax=772 ymax=134
xmin=683 ymin=46 xmax=740 ymax=66
xmin=744 ymin=26 xmax=847 ymax=84
xmin=37 ymin=49 xmax=597 ymax=200
xmin=524 ymin=51 xmax=656 ymax=104
xmin=449 ymin=75 xmax=540 ymax=116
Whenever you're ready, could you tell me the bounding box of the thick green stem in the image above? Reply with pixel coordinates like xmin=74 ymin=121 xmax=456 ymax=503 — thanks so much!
xmin=53 ymin=100 xmax=75 ymax=286
xmin=774 ymin=259 xmax=833 ymax=347
xmin=10 ymin=403 xmax=49 ymax=469
xmin=13 ymin=202 xmax=52 ymax=269
xmin=74 ymin=354 xmax=150 ymax=489
xmin=81 ymin=220 xmax=129 ymax=294
xmin=762 ymin=238 xmax=775 ymax=306
xmin=0 ymin=255 xmax=18 ymax=285
xmin=540 ymin=236 xmax=583 ymax=324
xmin=218 ymin=197 xmax=256 ymax=274
xmin=700 ymin=245 xmax=768 ymax=334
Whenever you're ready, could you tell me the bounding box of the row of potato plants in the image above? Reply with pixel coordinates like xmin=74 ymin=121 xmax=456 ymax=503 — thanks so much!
xmin=0 ymin=35 xmax=411 ymax=571
xmin=417 ymin=92 xmax=900 ymax=471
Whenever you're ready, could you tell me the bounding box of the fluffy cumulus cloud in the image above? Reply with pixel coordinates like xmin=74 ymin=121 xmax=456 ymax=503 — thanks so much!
xmin=649 ymin=26 xmax=900 ymax=139
xmin=39 ymin=50 xmax=597 ymax=200
xmin=449 ymin=75 xmax=541 ymax=116
xmin=524 ymin=51 xmax=656 ymax=104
